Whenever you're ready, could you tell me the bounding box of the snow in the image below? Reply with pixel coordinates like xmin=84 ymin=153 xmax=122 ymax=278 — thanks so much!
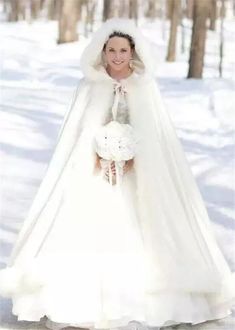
xmin=0 ymin=14 xmax=235 ymax=330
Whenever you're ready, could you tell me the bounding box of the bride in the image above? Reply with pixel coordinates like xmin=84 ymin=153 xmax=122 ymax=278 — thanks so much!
xmin=0 ymin=18 xmax=234 ymax=330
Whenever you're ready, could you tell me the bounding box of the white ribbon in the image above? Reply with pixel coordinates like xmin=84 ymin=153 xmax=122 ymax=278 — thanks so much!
xmin=111 ymin=81 xmax=127 ymax=121
xmin=99 ymin=81 xmax=127 ymax=187
xmin=111 ymin=81 xmax=127 ymax=186
xmin=100 ymin=159 xmax=125 ymax=187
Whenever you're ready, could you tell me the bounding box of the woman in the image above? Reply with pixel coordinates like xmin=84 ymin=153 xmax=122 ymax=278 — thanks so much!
xmin=0 ymin=18 xmax=234 ymax=330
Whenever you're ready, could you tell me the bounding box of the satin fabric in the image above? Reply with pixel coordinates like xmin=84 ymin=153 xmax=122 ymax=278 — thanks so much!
xmin=0 ymin=17 xmax=234 ymax=330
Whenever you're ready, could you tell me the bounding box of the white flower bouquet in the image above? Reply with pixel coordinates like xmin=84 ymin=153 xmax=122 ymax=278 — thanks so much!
xmin=94 ymin=120 xmax=138 ymax=185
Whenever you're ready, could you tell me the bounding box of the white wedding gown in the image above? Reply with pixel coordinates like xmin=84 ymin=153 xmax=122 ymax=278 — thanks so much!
xmin=2 ymin=91 xmax=234 ymax=330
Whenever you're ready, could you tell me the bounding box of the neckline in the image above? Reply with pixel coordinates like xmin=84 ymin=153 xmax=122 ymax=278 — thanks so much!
xmin=92 ymin=65 xmax=151 ymax=86
xmin=99 ymin=65 xmax=137 ymax=83
xmin=105 ymin=67 xmax=134 ymax=82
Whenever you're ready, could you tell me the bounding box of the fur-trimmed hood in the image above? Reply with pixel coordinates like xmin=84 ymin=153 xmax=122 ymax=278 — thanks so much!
xmin=80 ymin=18 xmax=156 ymax=82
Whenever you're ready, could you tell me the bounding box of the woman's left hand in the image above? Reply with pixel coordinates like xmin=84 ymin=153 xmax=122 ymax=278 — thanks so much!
xmin=123 ymin=158 xmax=134 ymax=174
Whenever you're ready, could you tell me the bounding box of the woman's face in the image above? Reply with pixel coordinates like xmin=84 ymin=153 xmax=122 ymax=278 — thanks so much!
xmin=103 ymin=36 xmax=133 ymax=73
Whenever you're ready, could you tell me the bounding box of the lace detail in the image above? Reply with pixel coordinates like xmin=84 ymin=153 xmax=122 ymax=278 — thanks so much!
xmin=105 ymin=83 xmax=129 ymax=124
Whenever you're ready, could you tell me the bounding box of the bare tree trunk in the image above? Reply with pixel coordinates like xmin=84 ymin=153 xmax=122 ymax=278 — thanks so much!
xmin=209 ymin=0 xmax=217 ymax=30
xmin=48 ymin=0 xmax=60 ymax=20
xmin=119 ymin=0 xmax=129 ymax=18
xmin=187 ymin=0 xmax=210 ymax=78
xmin=185 ymin=0 xmax=194 ymax=19
xmin=40 ymin=0 xmax=46 ymax=10
xmin=161 ymin=0 xmax=167 ymax=40
xmin=84 ymin=0 xmax=96 ymax=36
xmin=57 ymin=0 xmax=79 ymax=44
xmin=8 ymin=0 xmax=26 ymax=21
xmin=219 ymin=0 xmax=225 ymax=77
xmin=166 ymin=0 xmax=181 ymax=62
xmin=3 ymin=0 xmax=8 ymax=13
xmin=181 ymin=0 xmax=187 ymax=53
xmin=8 ymin=0 xmax=18 ymax=21
xmin=48 ymin=0 xmax=55 ymax=20
xmin=166 ymin=0 xmax=173 ymax=19
xmin=103 ymin=0 xmax=113 ymax=21
xmin=30 ymin=0 xmax=41 ymax=20
xmin=77 ymin=0 xmax=83 ymax=23
xmin=218 ymin=0 xmax=226 ymax=17
xmin=145 ymin=0 xmax=157 ymax=19
xmin=129 ymin=0 xmax=138 ymax=24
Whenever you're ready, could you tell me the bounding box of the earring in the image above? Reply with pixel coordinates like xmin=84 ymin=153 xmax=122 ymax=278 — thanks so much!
xmin=129 ymin=58 xmax=134 ymax=69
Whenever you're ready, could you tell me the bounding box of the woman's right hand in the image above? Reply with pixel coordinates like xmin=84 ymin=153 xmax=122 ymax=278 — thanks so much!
xmin=95 ymin=153 xmax=102 ymax=170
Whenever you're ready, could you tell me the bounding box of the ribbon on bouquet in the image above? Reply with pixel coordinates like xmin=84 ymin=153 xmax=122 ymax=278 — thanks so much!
xmin=100 ymin=81 xmax=127 ymax=186
xmin=110 ymin=82 xmax=127 ymax=186
xmin=100 ymin=159 xmax=126 ymax=186
xmin=95 ymin=81 xmax=133 ymax=187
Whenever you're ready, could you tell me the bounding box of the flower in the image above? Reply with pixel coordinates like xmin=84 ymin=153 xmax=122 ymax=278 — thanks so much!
xmin=94 ymin=120 xmax=138 ymax=185
xmin=94 ymin=120 xmax=138 ymax=162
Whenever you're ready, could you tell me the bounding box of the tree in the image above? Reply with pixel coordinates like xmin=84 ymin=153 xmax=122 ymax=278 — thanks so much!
xmin=8 ymin=0 xmax=26 ymax=21
xmin=187 ymin=0 xmax=210 ymax=78
xmin=145 ymin=0 xmax=157 ymax=19
xmin=57 ymin=0 xmax=79 ymax=44
xmin=30 ymin=0 xmax=41 ymax=20
xmin=129 ymin=0 xmax=138 ymax=24
xmin=185 ymin=0 xmax=194 ymax=19
xmin=161 ymin=0 xmax=167 ymax=40
xmin=84 ymin=0 xmax=96 ymax=36
xmin=118 ymin=0 xmax=129 ymax=18
xmin=166 ymin=0 xmax=181 ymax=62
xmin=219 ymin=0 xmax=225 ymax=77
xmin=103 ymin=0 xmax=113 ymax=21
xmin=48 ymin=0 xmax=60 ymax=20
xmin=209 ymin=0 xmax=217 ymax=31
xmin=180 ymin=0 xmax=187 ymax=53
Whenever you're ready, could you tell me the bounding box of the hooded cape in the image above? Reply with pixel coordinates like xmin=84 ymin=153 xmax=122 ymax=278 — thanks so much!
xmin=1 ymin=19 xmax=235 ymax=309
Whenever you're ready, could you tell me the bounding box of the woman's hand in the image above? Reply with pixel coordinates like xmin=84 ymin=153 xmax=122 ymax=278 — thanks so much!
xmin=93 ymin=153 xmax=102 ymax=174
xmin=105 ymin=159 xmax=134 ymax=176
xmin=94 ymin=155 xmax=116 ymax=182
xmin=123 ymin=158 xmax=134 ymax=174
xmin=104 ymin=159 xmax=134 ymax=181
xmin=94 ymin=154 xmax=134 ymax=183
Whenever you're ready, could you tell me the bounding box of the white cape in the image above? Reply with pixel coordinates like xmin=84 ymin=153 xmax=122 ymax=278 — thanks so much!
xmin=0 ymin=18 xmax=234 ymax=329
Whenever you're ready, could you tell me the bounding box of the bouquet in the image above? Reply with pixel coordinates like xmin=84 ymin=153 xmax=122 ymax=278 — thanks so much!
xmin=94 ymin=120 xmax=138 ymax=185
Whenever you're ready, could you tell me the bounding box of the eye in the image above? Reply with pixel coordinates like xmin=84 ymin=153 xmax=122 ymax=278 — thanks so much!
xmin=108 ymin=48 xmax=115 ymax=52
xmin=121 ymin=49 xmax=127 ymax=52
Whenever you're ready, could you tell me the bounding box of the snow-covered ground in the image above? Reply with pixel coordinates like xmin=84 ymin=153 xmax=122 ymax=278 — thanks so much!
xmin=0 ymin=14 xmax=235 ymax=330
